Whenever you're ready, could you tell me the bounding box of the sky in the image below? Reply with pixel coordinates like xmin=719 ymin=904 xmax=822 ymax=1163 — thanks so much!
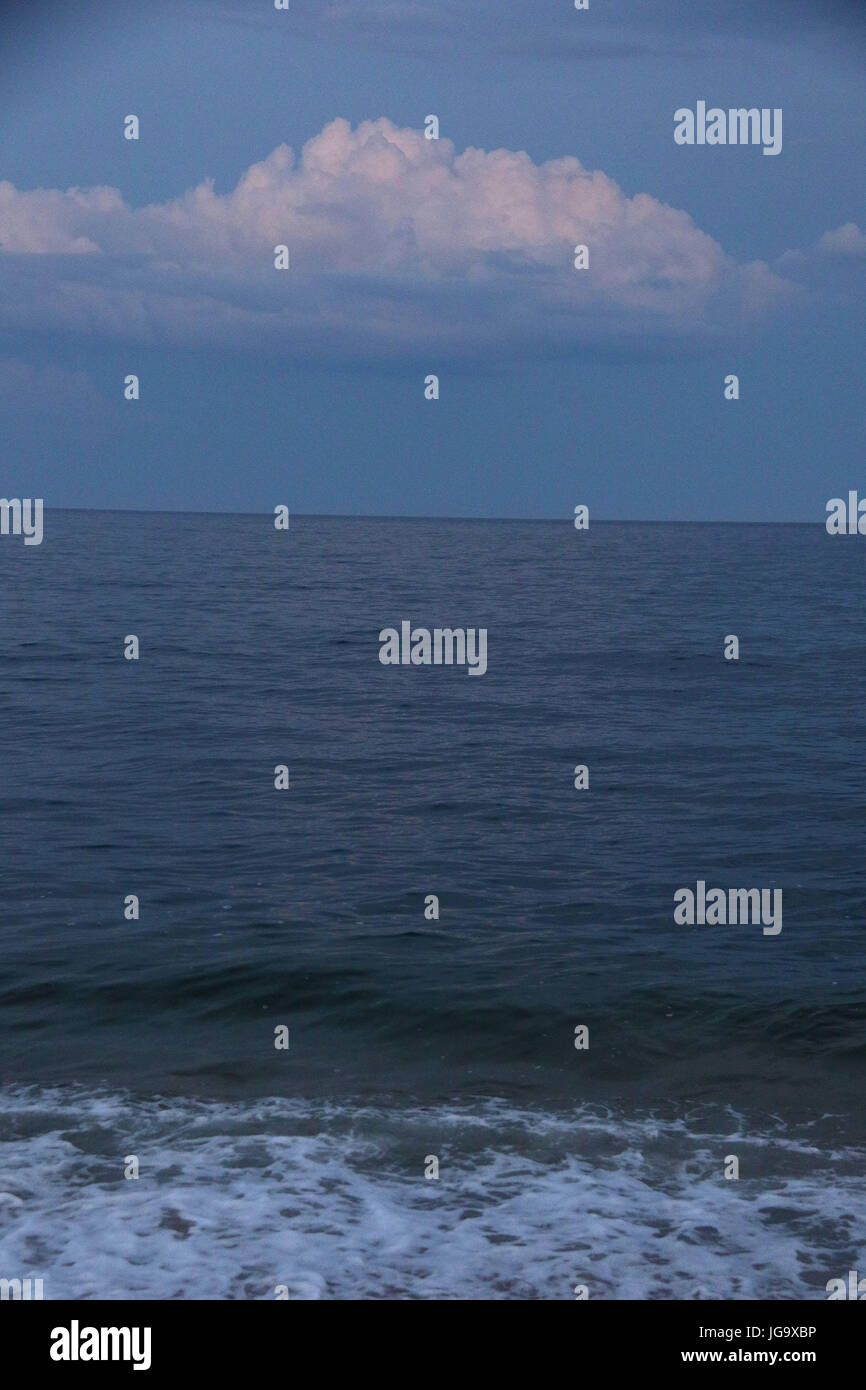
xmin=0 ymin=0 xmax=864 ymax=520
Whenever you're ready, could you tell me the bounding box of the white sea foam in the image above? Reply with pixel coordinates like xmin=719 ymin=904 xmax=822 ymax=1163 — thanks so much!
xmin=0 ymin=1086 xmax=861 ymax=1300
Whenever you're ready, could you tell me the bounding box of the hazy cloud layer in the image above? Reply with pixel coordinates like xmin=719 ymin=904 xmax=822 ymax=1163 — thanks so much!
xmin=197 ymin=0 xmax=866 ymax=59
xmin=0 ymin=357 xmax=105 ymax=416
xmin=0 ymin=117 xmax=822 ymax=362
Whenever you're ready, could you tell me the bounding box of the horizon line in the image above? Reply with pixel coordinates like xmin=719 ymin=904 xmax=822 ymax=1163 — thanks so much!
xmin=38 ymin=506 xmax=825 ymax=526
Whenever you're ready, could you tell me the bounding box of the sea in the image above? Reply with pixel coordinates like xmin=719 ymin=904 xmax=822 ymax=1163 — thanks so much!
xmin=0 ymin=510 xmax=864 ymax=1299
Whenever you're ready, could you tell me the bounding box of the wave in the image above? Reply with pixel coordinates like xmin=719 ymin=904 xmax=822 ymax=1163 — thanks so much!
xmin=0 ymin=1086 xmax=862 ymax=1300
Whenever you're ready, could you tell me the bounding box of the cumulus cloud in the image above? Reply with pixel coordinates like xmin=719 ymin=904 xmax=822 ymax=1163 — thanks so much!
xmin=776 ymin=221 xmax=866 ymax=300
xmin=817 ymin=221 xmax=866 ymax=257
xmin=0 ymin=118 xmax=796 ymax=361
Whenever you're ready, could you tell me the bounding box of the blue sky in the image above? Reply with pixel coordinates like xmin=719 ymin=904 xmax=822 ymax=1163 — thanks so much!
xmin=1 ymin=0 xmax=863 ymax=519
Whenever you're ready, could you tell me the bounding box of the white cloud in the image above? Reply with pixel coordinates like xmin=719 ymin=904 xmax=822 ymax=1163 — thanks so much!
xmin=776 ymin=221 xmax=866 ymax=293
xmin=0 ymin=118 xmax=796 ymax=360
xmin=817 ymin=222 xmax=866 ymax=257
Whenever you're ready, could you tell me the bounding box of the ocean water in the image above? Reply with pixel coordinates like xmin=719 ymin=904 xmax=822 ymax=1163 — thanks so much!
xmin=0 ymin=510 xmax=864 ymax=1299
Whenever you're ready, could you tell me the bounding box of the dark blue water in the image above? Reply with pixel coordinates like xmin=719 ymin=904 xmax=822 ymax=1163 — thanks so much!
xmin=0 ymin=511 xmax=863 ymax=1298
